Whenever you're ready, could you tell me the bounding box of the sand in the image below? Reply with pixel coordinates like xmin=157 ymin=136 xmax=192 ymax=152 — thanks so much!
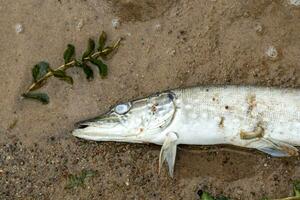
xmin=1 ymin=0 xmax=300 ymax=199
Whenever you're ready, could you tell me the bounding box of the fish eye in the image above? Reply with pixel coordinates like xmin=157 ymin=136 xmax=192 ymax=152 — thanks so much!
xmin=114 ymin=102 xmax=131 ymax=114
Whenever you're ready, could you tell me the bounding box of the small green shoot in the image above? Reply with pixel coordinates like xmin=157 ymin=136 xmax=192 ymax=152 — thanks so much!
xmin=200 ymin=191 xmax=215 ymax=200
xmin=294 ymin=181 xmax=300 ymax=197
xmin=65 ymin=170 xmax=96 ymax=189
xmin=23 ymin=32 xmax=121 ymax=104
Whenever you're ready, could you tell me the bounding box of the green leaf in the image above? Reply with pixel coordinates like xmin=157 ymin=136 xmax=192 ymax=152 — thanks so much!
xmin=82 ymin=64 xmax=94 ymax=80
xmin=200 ymin=192 xmax=215 ymax=200
xmin=82 ymin=38 xmax=95 ymax=60
xmin=32 ymin=61 xmax=50 ymax=82
xmin=52 ymin=70 xmax=73 ymax=85
xmin=89 ymin=58 xmax=108 ymax=78
xmin=22 ymin=92 xmax=49 ymax=104
xmin=98 ymin=31 xmax=107 ymax=51
xmin=63 ymin=44 xmax=75 ymax=64
xmin=75 ymin=61 xmax=94 ymax=80
xmin=294 ymin=181 xmax=300 ymax=197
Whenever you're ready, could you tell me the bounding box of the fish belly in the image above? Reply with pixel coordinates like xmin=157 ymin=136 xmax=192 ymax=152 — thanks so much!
xmin=170 ymin=86 xmax=300 ymax=147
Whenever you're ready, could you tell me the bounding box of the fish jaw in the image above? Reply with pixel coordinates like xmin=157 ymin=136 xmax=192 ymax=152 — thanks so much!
xmin=72 ymin=112 xmax=147 ymax=143
xmin=72 ymin=92 xmax=177 ymax=144
xmin=72 ymin=127 xmax=143 ymax=143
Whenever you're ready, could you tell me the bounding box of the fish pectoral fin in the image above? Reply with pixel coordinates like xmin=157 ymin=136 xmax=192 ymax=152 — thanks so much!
xmin=159 ymin=132 xmax=178 ymax=178
xmin=255 ymin=138 xmax=299 ymax=157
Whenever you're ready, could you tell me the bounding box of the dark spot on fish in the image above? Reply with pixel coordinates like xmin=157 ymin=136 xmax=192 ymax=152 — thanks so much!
xmin=247 ymin=94 xmax=256 ymax=115
xmin=139 ymin=128 xmax=144 ymax=133
xmin=212 ymin=97 xmax=216 ymax=101
xmin=206 ymin=89 xmax=209 ymax=92
xmin=225 ymin=105 xmax=229 ymax=110
xmin=151 ymin=104 xmax=157 ymax=112
xmin=218 ymin=117 xmax=225 ymax=128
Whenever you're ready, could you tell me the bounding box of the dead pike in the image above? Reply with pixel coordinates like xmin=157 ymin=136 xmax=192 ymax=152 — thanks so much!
xmin=73 ymin=86 xmax=300 ymax=177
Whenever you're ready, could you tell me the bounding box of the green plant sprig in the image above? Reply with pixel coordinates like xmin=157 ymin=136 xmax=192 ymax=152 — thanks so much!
xmin=65 ymin=169 xmax=96 ymax=189
xmin=22 ymin=31 xmax=121 ymax=104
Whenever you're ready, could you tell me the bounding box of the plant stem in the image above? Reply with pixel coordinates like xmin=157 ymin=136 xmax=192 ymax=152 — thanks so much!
xmin=25 ymin=38 xmax=121 ymax=94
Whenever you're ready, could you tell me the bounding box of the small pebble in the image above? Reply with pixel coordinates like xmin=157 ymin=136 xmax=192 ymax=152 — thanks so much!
xmin=167 ymin=49 xmax=176 ymax=56
xmin=154 ymin=23 xmax=162 ymax=32
xmin=76 ymin=19 xmax=84 ymax=31
xmin=254 ymin=24 xmax=263 ymax=34
xmin=289 ymin=0 xmax=300 ymax=6
xmin=112 ymin=18 xmax=120 ymax=29
xmin=266 ymin=46 xmax=278 ymax=59
xmin=15 ymin=23 xmax=24 ymax=34
xmin=264 ymin=163 xmax=268 ymax=167
xmin=125 ymin=178 xmax=130 ymax=186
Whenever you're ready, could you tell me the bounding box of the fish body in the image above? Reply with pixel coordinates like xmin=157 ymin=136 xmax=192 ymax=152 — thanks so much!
xmin=73 ymin=86 xmax=300 ymax=176
xmin=168 ymin=86 xmax=300 ymax=146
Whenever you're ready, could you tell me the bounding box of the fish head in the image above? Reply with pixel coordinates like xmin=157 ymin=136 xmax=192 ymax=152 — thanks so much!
xmin=72 ymin=92 xmax=176 ymax=143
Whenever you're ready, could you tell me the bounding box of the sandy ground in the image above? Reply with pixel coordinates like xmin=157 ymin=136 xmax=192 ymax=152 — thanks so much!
xmin=1 ymin=0 xmax=300 ymax=199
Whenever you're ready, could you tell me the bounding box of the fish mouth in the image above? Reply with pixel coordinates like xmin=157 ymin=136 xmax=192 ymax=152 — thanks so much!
xmin=75 ymin=124 xmax=89 ymax=129
xmin=72 ymin=126 xmax=142 ymax=143
xmin=72 ymin=113 xmax=136 ymax=142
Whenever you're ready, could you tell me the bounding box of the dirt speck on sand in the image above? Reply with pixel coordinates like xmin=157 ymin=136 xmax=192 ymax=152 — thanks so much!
xmin=0 ymin=0 xmax=300 ymax=199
